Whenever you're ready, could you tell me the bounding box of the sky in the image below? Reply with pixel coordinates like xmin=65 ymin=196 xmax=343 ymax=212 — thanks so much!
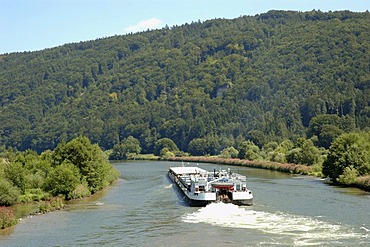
xmin=1 ymin=0 xmax=369 ymax=54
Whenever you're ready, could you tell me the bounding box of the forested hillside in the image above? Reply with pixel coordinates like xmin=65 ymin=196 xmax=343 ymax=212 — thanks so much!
xmin=0 ymin=10 xmax=369 ymax=154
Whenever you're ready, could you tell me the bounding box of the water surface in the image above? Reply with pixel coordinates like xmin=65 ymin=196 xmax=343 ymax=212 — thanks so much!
xmin=1 ymin=161 xmax=369 ymax=246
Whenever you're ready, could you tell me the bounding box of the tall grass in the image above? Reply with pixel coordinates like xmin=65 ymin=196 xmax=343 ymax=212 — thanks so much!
xmin=166 ymin=156 xmax=370 ymax=191
xmin=167 ymin=156 xmax=314 ymax=175
xmin=355 ymin=176 xmax=370 ymax=191
xmin=0 ymin=207 xmax=17 ymax=229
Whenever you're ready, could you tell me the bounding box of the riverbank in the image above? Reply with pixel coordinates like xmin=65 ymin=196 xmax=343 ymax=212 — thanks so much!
xmin=1 ymin=181 xmax=117 ymax=231
xmin=165 ymin=156 xmax=370 ymax=191
xmin=166 ymin=156 xmax=315 ymax=174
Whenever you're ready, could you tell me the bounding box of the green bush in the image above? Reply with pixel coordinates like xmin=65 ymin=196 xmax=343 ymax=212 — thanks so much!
xmin=110 ymin=136 xmax=142 ymax=159
xmin=68 ymin=183 xmax=91 ymax=199
xmin=44 ymin=161 xmax=81 ymax=199
xmin=323 ymin=132 xmax=370 ymax=180
xmin=18 ymin=189 xmax=51 ymax=203
xmin=24 ymin=172 xmax=45 ymax=190
xmin=53 ymin=136 xmax=120 ymax=193
xmin=0 ymin=178 xmax=20 ymax=206
xmin=38 ymin=197 xmax=65 ymax=214
xmin=219 ymin=147 xmax=239 ymax=159
xmin=337 ymin=166 xmax=359 ymax=185
xmin=238 ymin=141 xmax=261 ymax=160
xmin=154 ymin=138 xmax=179 ymax=156
xmin=4 ymin=162 xmax=26 ymax=193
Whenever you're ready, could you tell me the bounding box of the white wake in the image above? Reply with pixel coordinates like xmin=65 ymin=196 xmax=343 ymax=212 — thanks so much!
xmin=182 ymin=202 xmax=368 ymax=245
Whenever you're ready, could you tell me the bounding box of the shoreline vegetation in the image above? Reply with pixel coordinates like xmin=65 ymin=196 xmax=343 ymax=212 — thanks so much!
xmin=2 ymin=131 xmax=369 ymax=230
xmin=124 ymin=153 xmax=370 ymax=192
xmin=165 ymin=156 xmax=370 ymax=192
xmin=1 ymin=10 xmax=369 ymax=231
xmin=120 ymin=131 xmax=370 ymax=192
xmin=0 ymin=136 xmax=120 ymax=229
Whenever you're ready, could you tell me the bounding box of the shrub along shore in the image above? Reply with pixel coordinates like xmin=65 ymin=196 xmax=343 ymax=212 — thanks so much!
xmin=0 ymin=136 xmax=120 ymax=230
xmin=165 ymin=156 xmax=370 ymax=191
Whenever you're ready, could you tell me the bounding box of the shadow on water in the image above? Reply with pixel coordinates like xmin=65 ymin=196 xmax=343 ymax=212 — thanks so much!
xmin=325 ymin=182 xmax=370 ymax=196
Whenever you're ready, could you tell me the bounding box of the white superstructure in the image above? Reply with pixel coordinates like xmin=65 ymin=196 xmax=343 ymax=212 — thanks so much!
xmin=168 ymin=166 xmax=253 ymax=206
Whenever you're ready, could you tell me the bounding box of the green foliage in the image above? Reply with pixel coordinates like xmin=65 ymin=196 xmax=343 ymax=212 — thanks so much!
xmin=323 ymin=132 xmax=370 ymax=181
xmin=0 ymin=11 xmax=368 ymax=155
xmin=238 ymin=141 xmax=261 ymax=160
xmin=268 ymin=139 xmax=294 ymax=163
xmin=4 ymin=162 xmax=26 ymax=193
xmin=110 ymin=136 xmax=141 ymax=159
xmin=18 ymin=188 xmax=51 ymax=203
xmin=44 ymin=161 xmax=81 ymax=199
xmin=286 ymin=138 xmax=322 ymax=165
xmin=0 ymin=136 xmax=119 ymax=206
xmin=52 ymin=136 xmax=119 ymax=193
xmin=153 ymin=138 xmax=179 ymax=156
xmin=188 ymin=138 xmax=208 ymax=156
xmin=307 ymin=114 xmax=349 ymax=148
xmin=38 ymin=197 xmax=65 ymax=214
xmin=246 ymin=130 xmax=266 ymax=148
xmin=160 ymin=148 xmax=175 ymax=158
xmin=68 ymin=182 xmax=91 ymax=200
xmin=337 ymin=166 xmax=359 ymax=185
xmin=24 ymin=172 xmax=46 ymax=190
xmin=0 ymin=178 xmax=20 ymax=206
xmin=317 ymin=125 xmax=343 ymax=149
xmin=219 ymin=147 xmax=239 ymax=158
xmin=187 ymin=135 xmax=222 ymax=156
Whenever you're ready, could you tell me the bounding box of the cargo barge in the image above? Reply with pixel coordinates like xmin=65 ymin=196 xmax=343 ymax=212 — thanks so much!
xmin=168 ymin=166 xmax=253 ymax=207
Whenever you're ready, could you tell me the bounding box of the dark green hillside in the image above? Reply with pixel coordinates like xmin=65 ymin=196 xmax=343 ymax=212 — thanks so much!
xmin=0 ymin=10 xmax=369 ymax=154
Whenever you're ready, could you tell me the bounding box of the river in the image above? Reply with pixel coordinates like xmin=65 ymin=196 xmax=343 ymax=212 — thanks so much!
xmin=0 ymin=161 xmax=369 ymax=246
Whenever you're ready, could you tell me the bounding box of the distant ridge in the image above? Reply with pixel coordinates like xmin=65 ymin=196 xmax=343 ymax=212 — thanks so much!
xmin=0 ymin=10 xmax=369 ymax=154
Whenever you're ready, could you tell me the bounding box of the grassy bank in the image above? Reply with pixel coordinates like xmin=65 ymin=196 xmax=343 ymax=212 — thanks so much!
xmin=166 ymin=156 xmax=315 ymax=174
xmin=0 ymin=207 xmax=17 ymax=229
xmin=165 ymin=156 xmax=370 ymax=192
xmin=354 ymin=176 xmax=370 ymax=191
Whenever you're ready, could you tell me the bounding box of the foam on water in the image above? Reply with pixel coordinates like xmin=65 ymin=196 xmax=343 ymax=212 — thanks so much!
xmin=164 ymin=184 xmax=173 ymax=189
xmin=182 ymin=202 xmax=368 ymax=245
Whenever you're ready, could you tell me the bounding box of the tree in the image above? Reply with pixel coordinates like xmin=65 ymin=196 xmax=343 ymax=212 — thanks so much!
xmin=268 ymin=139 xmax=294 ymax=163
xmin=238 ymin=141 xmax=261 ymax=160
xmin=246 ymin=130 xmax=266 ymax=148
xmin=0 ymin=178 xmax=20 ymax=206
xmin=0 ymin=11 xmax=369 ymax=155
xmin=153 ymin=138 xmax=179 ymax=156
xmin=4 ymin=162 xmax=27 ymax=193
xmin=188 ymin=138 xmax=208 ymax=156
xmin=317 ymin=124 xmax=343 ymax=149
xmin=219 ymin=147 xmax=239 ymax=158
xmin=52 ymin=136 xmax=119 ymax=193
xmin=337 ymin=166 xmax=359 ymax=185
xmin=110 ymin=136 xmax=141 ymax=159
xmin=307 ymin=114 xmax=342 ymax=138
xmin=44 ymin=161 xmax=81 ymax=199
xmin=307 ymin=114 xmax=354 ymax=148
xmin=323 ymin=132 xmax=370 ymax=181
xmin=286 ymin=138 xmax=321 ymax=165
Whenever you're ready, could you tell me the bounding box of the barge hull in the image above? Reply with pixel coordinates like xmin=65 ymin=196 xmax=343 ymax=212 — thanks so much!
xmin=167 ymin=170 xmax=210 ymax=206
xmin=168 ymin=166 xmax=253 ymax=207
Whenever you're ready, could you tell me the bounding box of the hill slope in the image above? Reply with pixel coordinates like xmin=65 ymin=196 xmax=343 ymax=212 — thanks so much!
xmin=0 ymin=10 xmax=369 ymax=154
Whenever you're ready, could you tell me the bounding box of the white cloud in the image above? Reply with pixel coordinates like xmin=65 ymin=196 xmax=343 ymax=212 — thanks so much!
xmin=124 ymin=18 xmax=164 ymax=33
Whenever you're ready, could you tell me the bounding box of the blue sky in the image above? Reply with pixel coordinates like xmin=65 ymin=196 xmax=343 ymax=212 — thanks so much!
xmin=1 ymin=0 xmax=369 ymax=54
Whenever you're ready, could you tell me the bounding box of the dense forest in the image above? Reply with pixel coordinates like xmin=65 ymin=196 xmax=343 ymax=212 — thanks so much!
xmin=0 ymin=10 xmax=369 ymax=156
